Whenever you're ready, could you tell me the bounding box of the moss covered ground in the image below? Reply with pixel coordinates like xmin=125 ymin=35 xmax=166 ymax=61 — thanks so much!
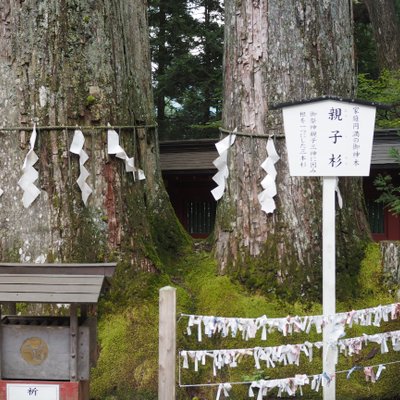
xmin=90 ymin=241 xmax=400 ymax=399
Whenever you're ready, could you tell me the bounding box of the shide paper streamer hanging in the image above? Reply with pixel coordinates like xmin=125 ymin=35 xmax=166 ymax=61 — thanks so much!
xmin=258 ymin=136 xmax=280 ymax=214
xmin=0 ymin=123 xmax=151 ymax=208
xmin=69 ymin=129 xmax=93 ymax=206
xmin=18 ymin=125 xmax=40 ymax=208
xmin=211 ymin=133 xmax=236 ymax=200
xmin=107 ymin=125 xmax=145 ymax=181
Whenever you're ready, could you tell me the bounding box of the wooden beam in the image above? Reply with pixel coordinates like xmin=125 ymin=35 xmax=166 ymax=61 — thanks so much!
xmin=0 ymin=305 xmax=2 ymax=379
xmin=158 ymin=286 xmax=176 ymax=400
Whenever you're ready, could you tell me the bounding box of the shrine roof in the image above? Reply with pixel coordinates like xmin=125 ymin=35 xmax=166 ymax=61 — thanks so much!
xmin=0 ymin=263 xmax=116 ymax=304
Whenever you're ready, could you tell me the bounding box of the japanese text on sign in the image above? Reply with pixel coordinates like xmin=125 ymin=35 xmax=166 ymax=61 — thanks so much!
xmin=7 ymin=384 xmax=59 ymax=400
xmin=282 ymin=100 xmax=376 ymax=177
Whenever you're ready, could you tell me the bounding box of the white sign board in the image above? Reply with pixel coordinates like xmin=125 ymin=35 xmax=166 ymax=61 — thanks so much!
xmin=282 ymin=100 xmax=376 ymax=176
xmin=7 ymin=383 xmax=59 ymax=400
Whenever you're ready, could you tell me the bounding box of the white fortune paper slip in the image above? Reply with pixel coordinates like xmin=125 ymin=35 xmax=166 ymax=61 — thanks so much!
xmin=18 ymin=125 xmax=40 ymax=208
xmin=211 ymin=134 xmax=236 ymax=200
xmin=258 ymin=137 xmax=280 ymax=214
xmin=107 ymin=125 xmax=145 ymax=181
xmin=69 ymin=129 xmax=93 ymax=206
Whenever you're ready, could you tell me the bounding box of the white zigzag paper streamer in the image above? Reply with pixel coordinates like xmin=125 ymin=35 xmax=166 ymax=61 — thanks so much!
xmin=18 ymin=125 xmax=40 ymax=208
xmin=107 ymin=125 xmax=145 ymax=181
xmin=69 ymin=129 xmax=93 ymax=206
xmin=211 ymin=134 xmax=236 ymax=200
xmin=258 ymin=137 xmax=280 ymax=214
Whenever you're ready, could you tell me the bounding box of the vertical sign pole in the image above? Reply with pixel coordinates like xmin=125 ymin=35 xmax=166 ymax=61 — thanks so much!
xmin=322 ymin=177 xmax=336 ymax=400
xmin=159 ymin=286 xmax=176 ymax=400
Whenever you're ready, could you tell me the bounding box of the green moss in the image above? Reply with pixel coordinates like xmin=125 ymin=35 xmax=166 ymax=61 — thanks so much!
xmin=46 ymin=250 xmax=55 ymax=263
xmin=90 ymin=305 xmax=158 ymax=399
xmin=216 ymin=200 xmax=235 ymax=232
xmin=64 ymin=205 xmax=108 ymax=263
xmin=343 ymin=242 xmax=394 ymax=308
xmin=92 ymin=244 xmax=400 ymax=400
xmin=147 ymin=197 xmax=192 ymax=272
xmin=52 ymin=193 xmax=60 ymax=209
xmin=224 ymin=231 xmax=322 ymax=303
xmin=85 ymin=95 xmax=96 ymax=107
xmin=4 ymin=243 xmax=22 ymax=262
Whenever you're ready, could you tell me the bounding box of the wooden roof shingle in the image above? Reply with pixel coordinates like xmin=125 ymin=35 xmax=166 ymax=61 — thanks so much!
xmin=0 ymin=263 xmax=116 ymax=304
xmin=160 ymin=131 xmax=400 ymax=171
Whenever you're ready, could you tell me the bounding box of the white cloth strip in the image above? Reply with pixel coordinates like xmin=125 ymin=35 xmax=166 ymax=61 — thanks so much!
xmin=179 ymin=362 xmax=397 ymax=392
xmin=183 ymin=303 xmax=400 ymax=342
xmin=216 ymin=383 xmax=232 ymax=400
xmin=181 ymin=329 xmax=400 ymax=373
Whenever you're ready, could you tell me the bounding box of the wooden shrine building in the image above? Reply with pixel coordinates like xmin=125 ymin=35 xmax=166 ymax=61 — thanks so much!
xmin=160 ymin=130 xmax=400 ymax=241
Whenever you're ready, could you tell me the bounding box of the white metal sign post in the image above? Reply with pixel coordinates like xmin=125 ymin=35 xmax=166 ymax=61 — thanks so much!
xmin=281 ymin=97 xmax=376 ymax=400
xmin=322 ymin=175 xmax=337 ymax=400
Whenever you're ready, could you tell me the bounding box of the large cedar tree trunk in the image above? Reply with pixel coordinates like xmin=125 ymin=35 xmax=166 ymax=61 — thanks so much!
xmin=0 ymin=1 xmax=186 ymax=268
xmin=364 ymin=0 xmax=400 ymax=71
xmin=215 ymin=0 xmax=371 ymax=301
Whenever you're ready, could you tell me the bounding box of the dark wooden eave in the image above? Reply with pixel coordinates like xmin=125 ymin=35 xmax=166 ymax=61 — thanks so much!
xmin=160 ymin=139 xmax=218 ymax=173
xmin=159 ymin=130 xmax=400 ymax=172
xmin=0 ymin=262 xmax=116 ymax=277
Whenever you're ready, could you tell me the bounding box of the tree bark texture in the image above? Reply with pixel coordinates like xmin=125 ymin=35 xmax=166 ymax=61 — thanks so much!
xmin=364 ymin=0 xmax=400 ymax=71
xmin=380 ymin=241 xmax=400 ymax=287
xmin=216 ymin=0 xmax=371 ymax=301
xmin=0 ymin=0 xmax=185 ymax=268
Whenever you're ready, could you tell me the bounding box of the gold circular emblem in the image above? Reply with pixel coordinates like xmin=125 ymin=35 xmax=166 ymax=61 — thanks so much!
xmin=20 ymin=337 xmax=49 ymax=365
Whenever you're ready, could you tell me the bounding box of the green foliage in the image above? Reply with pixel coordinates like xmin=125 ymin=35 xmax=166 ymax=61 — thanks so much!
xmin=353 ymin=0 xmax=379 ymax=77
xmin=357 ymin=69 xmax=400 ymax=215
xmin=357 ymin=70 xmax=400 ymax=127
xmin=149 ymin=0 xmax=223 ymax=140
xmin=372 ymin=130 xmax=400 ymax=215
xmin=375 ymin=167 xmax=400 ymax=215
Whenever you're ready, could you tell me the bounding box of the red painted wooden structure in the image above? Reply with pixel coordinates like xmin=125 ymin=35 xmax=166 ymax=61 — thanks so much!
xmin=0 ymin=380 xmax=82 ymax=400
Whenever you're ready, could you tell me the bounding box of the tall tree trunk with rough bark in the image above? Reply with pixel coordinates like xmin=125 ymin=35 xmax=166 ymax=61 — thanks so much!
xmin=0 ymin=1 xmax=187 ymax=269
xmin=364 ymin=0 xmax=400 ymax=71
xmin=215 ymin=0 xmax=371 ymax=301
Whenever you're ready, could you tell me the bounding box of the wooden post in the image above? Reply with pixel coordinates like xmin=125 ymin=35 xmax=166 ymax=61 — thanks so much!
xmin=322 ymin=177 xmax=336 ymax=400
xmin=70 ymin=303 xmax=78 ymax=382
xmin=158 ymin=286 xmax=176 ymax=400
xmin=0 ymin=304 xmax=2 ymax=379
